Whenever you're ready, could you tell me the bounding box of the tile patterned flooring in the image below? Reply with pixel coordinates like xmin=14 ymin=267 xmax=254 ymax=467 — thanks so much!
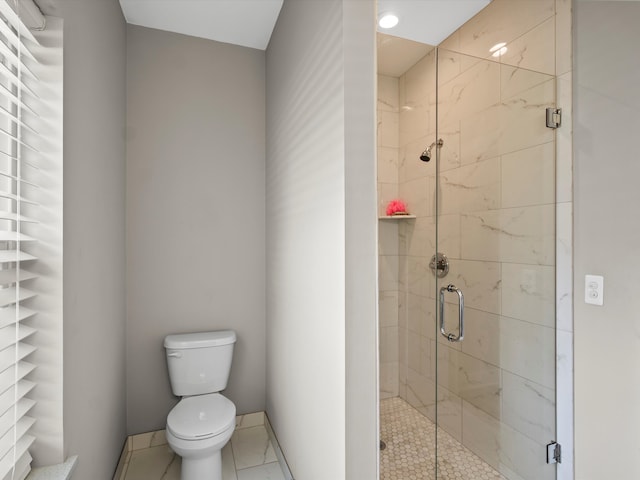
xmin=118 ymin=399 xmax=504 ymax=480
xmin=380 ymin=397 xmax=507 ymax=480
xmin=116 ymin=412 xmax=286 ymax=480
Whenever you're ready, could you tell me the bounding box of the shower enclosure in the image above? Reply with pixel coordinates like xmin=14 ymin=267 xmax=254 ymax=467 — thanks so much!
xmin=378 ymin=1 xmax=565 ymax=479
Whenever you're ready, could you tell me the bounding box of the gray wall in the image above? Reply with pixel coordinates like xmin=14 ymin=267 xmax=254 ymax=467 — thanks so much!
xmin=265 ymin=0 xmax=377 ymax=478
xmin=39 ymin=0 xmax=128 ymax=478
xmin=126 ymin=25 xmax=266 ymax=434
xmin=343 ymin=1 xmax=378 ymax=478
xmin=574 ymin=1 xmax=640 ymax=478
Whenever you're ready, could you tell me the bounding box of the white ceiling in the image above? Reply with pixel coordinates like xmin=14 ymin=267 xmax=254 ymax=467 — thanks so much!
xmin=119 ymin=0 xmax=490 ymax=52
xmin=377 ymin=34 xmax=433 ymax=77
xmin=377 ymin=0 xmax=491 ymax=46
xmin=119 ymin=0 xmax=284 ymax=50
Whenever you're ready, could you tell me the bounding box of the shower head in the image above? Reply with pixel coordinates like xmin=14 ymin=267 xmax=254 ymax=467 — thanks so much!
xmin=419 ymin=146 xmax=433 ymax=162
xmin=419 ymin=138 xmax=444 ymax=162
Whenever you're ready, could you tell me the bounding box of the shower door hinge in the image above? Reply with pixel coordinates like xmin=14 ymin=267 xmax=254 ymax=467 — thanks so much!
xmin=546 ymin=108 xmax=562 ymax=129
xmin=546 ymin=441 xmax=562 ymax=464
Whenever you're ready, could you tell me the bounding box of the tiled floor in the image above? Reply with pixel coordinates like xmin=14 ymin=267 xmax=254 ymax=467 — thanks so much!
xmin=380 ymin=397 xmax=507 ymax=480
xmin=118 ymin=399 xmax=503 ymax=480
xmin=116 ymin=412 xmax=286 ymax=480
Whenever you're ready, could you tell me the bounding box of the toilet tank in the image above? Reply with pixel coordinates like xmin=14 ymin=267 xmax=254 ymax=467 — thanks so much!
xmin=164 ymin=330 xmax=236 ymax=397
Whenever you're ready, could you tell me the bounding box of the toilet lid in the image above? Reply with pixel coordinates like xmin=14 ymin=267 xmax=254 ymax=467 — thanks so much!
xmin=167 ymin=393 xmax=236 ymax=440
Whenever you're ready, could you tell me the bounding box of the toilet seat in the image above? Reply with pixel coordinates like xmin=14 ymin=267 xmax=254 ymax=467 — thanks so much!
xmin=167 ymin=393 xmax=236 ymax=441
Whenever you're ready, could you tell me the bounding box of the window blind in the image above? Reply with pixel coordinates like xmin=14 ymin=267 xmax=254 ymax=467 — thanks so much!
xmin=0 ymin=2 xmax=41 ymax=479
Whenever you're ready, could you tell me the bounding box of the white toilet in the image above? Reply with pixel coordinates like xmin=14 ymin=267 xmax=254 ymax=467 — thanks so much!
xmin=164 ymin=330 xmax=237 ymax=480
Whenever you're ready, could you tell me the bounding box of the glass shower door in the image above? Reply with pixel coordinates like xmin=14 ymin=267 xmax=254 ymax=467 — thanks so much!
xmin=434 ymin=47 xmax=557 ymax=480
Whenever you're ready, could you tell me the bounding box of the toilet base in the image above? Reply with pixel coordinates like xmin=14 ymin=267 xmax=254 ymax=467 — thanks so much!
xmin=181 ymin=449 xmax=222 ymax=480
xmin=166 ymin=417 xmax=234 ymax=480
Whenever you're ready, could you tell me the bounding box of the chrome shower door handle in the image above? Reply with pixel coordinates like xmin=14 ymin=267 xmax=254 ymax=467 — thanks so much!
xmin=439 ymin=284 xmax=464 ymax=342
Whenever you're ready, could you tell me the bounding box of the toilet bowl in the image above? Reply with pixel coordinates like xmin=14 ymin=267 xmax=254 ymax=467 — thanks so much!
xmin=164 ymin=331 xmax=237 ymax=480
xmin=166 ymin=393 xmax=236 ymax=479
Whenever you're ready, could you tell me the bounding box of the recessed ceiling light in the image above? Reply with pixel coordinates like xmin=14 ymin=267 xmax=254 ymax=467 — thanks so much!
xmin=489 ymin=42 xmax=508 ymax=57
xmin=379 ymin=13 xmax=399 ymax=29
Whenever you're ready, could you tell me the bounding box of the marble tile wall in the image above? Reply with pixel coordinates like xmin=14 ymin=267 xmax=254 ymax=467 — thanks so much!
xmin=377 ymin=1 xmax=573 ymax=478
xmin=375 ymin=1 xmax=573 ymax=480
xmin=378 ymin=74 xmax=401 ymax=400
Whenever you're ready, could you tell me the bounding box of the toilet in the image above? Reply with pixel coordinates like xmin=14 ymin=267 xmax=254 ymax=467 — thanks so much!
xmin=164 ymin=330 xmax=237 ymax=480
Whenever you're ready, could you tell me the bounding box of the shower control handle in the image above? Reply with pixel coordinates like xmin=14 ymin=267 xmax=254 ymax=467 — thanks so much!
xmin=439 ymin=284 xmax=464 ymax=342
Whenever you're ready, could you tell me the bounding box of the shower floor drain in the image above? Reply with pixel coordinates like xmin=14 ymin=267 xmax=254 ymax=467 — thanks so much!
xmin=380 ymin=440 xmax=386 ymax=450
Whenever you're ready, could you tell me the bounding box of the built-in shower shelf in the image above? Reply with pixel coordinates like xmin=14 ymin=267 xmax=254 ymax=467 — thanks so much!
xmin=379 ymin=215 xmax=416 ymax=220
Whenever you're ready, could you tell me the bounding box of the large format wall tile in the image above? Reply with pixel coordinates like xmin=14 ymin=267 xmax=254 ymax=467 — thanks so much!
xmin=461 ymin=205 xmax=555 ymax=266
xmin=458 ymin=351 xmax=502 ymax=420
xmin=499 ymin=17 xmax=555 ymax=75
xmin=377 ymin=182 xmax=398 ymax=217
xmin=405 ymin=217 xmax=433 ymax=258
xmin=439 ymin=60 xmax=501 ymax=127
xmin=501 ymin=370 xmax=555 ymax=445
xmin=400 ymin=136 xmax=437 ymax=183
xmin=405 ymin=256 xmax=433 ymax=297
xmin=435 ymin=332 xmax=502 ymax=422
xmin=399 ymin=97 xmax=431 ymax=148
xmin=404 ymin=367 xmax=436 ymax=413
xmin=501 ymin=262 xmax=555 ymax=327
xmin=463 ymin=401 xmax=555 ymax=480
xmin=501 ymin=142 xmax=555 ymax=209
xmin=378 ymin=74 xmax=399 ymax=113
xmin=459 ymin=103 xmax=502 ymax=164
xmin=403 ymin=52 xmax=435 ymax=106
xmin=377 ymin=146 xmax=399 ymax=185
xmin=437 ymin=122 xmax=461 ymax=172
xmin=440 ymin=156 xmax=501 ymax=214
xmin=380 ymin=361 xmax=399 ymax=399
xmin=436 ymin=343 xmax=461 ymax=395
xmin=437 ymin=49 xmax=462 ymax=88
xmin=407 ymin=328 xmax=423 ymax=373
xmin=379 ymin=254 xmax=400 ymax=292
xmin=380 ymin=326 xmax=399 ymax=363
xmin=436 ymin=214 xmax=461 ymax=260
xmin=379 ymin=290 xmax=399 ymax=328
xmin=377 ymin=109 xmax=399 ymax=148
xmin=378 ymin=221 xmax=399 ymax=256
xmin=406 ymin=292 xmax=435 ymax=339
xmin=445 ymin=259 xmax=501 ymax=314
xmin=431 ymin=385 xmax=463 ymax=442
xmin=461 ymin=307 xmax=501 ymax=367
xmin=400 ymin=176 xmax=433 ymax=217
xmin=497 ymin=425 xmax=555 ymax=480
xmin=461 ymin=401 xmax=501 ymax=470
xmin=499 ymin=79 xmax=555 ymax=155
xmin=499 ymin=316 xmax=555 ymax=389
xmin=501 ymin=65 xmax=552 ymax=102
xmin=462 ymin=402 xmax=555 ymax=480
xmin=456 ymin=0 xmax=555 ymax=63
xmin=461 ymin=77 xmax=554 ymax=167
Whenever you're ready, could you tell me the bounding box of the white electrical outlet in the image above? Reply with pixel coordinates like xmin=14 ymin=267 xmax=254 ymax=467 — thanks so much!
xmin=584 ymin=274 xmax=604 ymax=306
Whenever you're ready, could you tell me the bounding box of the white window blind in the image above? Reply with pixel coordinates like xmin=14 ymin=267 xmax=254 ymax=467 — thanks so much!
xmin=0 ymin=2 xmax=41 ymax=479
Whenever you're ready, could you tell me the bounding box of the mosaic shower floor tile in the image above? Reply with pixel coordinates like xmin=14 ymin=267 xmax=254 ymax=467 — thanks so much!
xmin=380 ymin=397 xmax=506 ymax=480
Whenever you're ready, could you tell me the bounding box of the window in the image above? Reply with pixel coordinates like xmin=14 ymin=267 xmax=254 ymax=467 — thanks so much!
xmin=0 ymin=2 xmax=44 ymax=478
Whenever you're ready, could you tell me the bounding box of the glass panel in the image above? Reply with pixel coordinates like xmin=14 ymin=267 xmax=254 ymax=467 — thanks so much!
xmin=377 ymin=32 xmax=438 ymax=480
xmin=378 ymin=3 xmax=559 ymax=479
xmin=434 ymin=45 xmax=556 ymax=480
